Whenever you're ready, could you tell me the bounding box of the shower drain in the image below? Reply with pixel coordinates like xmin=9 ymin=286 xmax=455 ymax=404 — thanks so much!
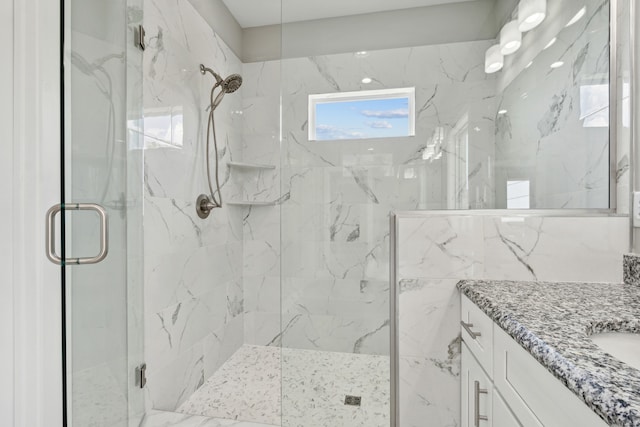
xmin=344 ymin=395 xmax=362 ymax=406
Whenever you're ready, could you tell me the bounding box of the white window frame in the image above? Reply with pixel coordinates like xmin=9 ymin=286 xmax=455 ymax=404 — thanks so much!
xmin=308 ymin=87 xmax=416 ymax=141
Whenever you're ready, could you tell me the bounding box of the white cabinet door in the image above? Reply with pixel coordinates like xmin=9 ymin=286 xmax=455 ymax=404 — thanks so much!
xmin=462 ymin=343 xmax=493 ymax=427
xmin=493 ymin=389 xmax=522 ymax=427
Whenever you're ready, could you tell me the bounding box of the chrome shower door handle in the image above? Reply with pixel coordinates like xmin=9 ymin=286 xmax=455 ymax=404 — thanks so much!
xmin=46 ymin=203 xmax=109 ymax=265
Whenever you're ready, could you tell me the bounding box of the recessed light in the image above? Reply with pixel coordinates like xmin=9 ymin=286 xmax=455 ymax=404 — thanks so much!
xmin=544 ymin=37 xmax=557 ymax=50
xmin=566 ymin=7 xmax=586 ymax=27
xmin=361 ymin=77 xmax=372 ymax=84
xmin=550 ymin=61 xmax=564 ymax=69
xmin=498 ymin=109 xmax=508 ymax=115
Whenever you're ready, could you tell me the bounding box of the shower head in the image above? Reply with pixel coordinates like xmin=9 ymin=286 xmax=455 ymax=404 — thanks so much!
xmin=200 ymin=64 xmax=243 ymax=110
xmin=221 ymin=74 xmax=242 ymax=94
xmin=210 ymin=74 xmax=243 ymax=110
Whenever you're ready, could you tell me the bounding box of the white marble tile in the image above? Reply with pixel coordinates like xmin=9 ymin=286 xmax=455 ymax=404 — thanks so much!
xmin=143 ymin=0 xmax=245 ymax=413
xmin=399 ymin=356 xmax=459 ymax=427
xmin=243 ymin=312 xmax=282 ymax=347
xmin=399 ymin=278 xmax=460 ymax=359
xmin=398 ymin=216 xmax=484 ymax=279
xmin=146 ymin=343 xmax=205 ymax=411
xmin=482 ymin=215 xmax=628 ymax=283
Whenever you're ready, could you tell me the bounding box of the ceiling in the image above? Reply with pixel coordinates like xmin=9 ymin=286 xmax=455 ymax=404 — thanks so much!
xmin=222 ymin=0 xmax=478 ymax=28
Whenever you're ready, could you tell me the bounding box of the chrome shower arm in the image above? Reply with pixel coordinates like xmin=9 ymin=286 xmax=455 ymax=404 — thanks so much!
xmin=200 ymin=64 xmax=223 ymax=85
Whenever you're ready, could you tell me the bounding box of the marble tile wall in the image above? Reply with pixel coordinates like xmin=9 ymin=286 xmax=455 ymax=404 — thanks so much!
xmin=396 ymin=212 xmax=629 ymax=426
xmin=240 ymin=61 xmax=283 ymax=347
xmin=239 ymin=40 xmax=497 ymax=355
xmin=142 ymin=0 xmax=245 ymax=412
xmin=494 ymin=0 xmax=615 ymax=209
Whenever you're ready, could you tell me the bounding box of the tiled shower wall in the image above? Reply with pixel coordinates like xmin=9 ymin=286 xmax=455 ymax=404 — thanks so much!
xmin=142 ymin=0 xmax=245 ymax=411
xmin=242 ymin=40 xmax=497 ymax=354
xmin=396 ymin=213 xmax=629 ymax=426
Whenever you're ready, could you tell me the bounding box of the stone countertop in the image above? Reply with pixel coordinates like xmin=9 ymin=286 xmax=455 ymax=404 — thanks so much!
xmin=457 ymin=280 xmax=640 ymax=427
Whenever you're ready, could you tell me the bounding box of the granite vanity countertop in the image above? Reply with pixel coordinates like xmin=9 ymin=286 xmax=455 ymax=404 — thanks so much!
xmin=457 ymin=280 xmax=640 ymax=427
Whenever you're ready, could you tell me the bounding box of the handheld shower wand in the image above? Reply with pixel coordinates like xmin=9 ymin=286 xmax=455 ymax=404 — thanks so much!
xmin=196 ymin=64 xmax=243 ymax=219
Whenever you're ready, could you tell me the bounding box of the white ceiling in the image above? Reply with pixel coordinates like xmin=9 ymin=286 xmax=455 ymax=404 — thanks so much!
xmin=222 ymin=0 xmax=477 ymax=28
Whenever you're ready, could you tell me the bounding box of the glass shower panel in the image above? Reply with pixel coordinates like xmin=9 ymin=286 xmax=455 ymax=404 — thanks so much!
xmin=64 ymin=0 xmax=144 ymax=425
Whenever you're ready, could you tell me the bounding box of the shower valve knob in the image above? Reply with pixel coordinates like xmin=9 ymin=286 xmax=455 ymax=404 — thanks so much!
xmin=196 ymin=194 xmax=217 ymax=219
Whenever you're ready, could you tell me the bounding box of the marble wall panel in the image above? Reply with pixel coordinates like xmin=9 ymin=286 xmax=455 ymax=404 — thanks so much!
xmin=239 ymin=40 xmax=496 ymax=355
xmin=143 ymin=0 xmax=244 ymax=411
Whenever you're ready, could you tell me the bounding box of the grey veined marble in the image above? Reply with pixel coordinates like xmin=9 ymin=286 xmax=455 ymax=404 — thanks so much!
xmin=458 ymin=280 xmax=640 ymax=427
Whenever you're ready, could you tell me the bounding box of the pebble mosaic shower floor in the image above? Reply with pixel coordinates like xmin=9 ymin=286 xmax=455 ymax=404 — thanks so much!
xmin=159 ymin=344 xmax=390 ymax=427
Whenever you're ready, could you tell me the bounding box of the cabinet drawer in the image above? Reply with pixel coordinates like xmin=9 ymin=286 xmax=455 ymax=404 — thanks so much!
xmin=493 ymin=325 xmax=607 ymax=427
xmin=493 ymin=389 xmax=522 ymax=427
xmin=461 ymin=295 xmax=494 ymax=376
xmin=462 ymin=343 xmax=493 ymax=427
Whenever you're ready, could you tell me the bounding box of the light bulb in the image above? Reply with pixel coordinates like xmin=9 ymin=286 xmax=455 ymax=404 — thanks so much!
xmin=485 ymin=44 xmax=504 ymax=74
xmin=500 ymin=21 xmax=522 ymax=55
xmin=518 ymin=0 xmax=546 ymax=32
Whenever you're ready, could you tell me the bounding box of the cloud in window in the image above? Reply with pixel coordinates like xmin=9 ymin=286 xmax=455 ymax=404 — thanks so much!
xmin=316 ymin=124 xmax=367 ymax=140
xmin=360 ymin=109 xmax=409 ymax=119
xmin=365 ymin=120 xmax=393 ymax=129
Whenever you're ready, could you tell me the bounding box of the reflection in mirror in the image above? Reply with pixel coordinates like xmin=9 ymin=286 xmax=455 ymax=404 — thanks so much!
xmin=491 ymin=0 xmax=612 ymax=209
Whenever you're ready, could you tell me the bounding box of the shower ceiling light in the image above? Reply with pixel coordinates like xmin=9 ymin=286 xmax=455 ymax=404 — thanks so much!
xmin=361 ymin=77 xmax=372 ymax=84
xmin=518 ymin=0 xmax=546 ymax=32
xmin=566 ymin=7 xmax=586 ymax=27
xmin=500 ymin=21 xmax=522 ymax=55
xmin=550 ymin=61 xmax=564 ymax=69
xmin=498 ymin=109 xmax=508 ymax=115
xmin=485 ymin=44 xmax=504 ymax=73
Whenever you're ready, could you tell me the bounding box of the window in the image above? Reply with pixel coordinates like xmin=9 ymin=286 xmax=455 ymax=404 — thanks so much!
xmin=507 ymin=180 xmax=530 ymax=209
xmin=308 ymin=87 xmax=415 ymax=141
xmin=579 ymin=84 xmax=609 ymax=128
xmin=143 ymin=106 xmax=184 ymax=149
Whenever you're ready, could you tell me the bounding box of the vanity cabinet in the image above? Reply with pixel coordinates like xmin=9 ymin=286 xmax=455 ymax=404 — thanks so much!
xmin=460 ymin=295 xmax=608 ymax=427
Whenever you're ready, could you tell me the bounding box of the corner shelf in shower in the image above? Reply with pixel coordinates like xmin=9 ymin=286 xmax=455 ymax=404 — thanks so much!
xmin=225 ymin=201 xmax=277 ymax=207
xmin=227 ymin=161 xmax=276 ymax=170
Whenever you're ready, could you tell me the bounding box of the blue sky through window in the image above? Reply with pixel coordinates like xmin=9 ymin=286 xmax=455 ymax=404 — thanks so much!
xmin=315 ymin=97 xmax=410 ymax=141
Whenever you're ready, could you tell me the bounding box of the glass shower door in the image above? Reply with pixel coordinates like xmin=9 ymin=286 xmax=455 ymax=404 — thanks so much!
xmin=60 ymin=0 xmax=144 ymax=425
